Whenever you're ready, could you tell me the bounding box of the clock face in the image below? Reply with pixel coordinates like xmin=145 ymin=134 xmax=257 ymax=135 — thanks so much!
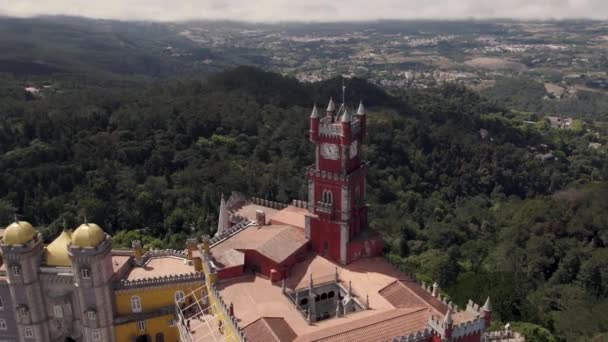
xmin=320 ymin=143 xmax=339 ymax=160
xmin=350 ymin=141 xmax=358 ymax=159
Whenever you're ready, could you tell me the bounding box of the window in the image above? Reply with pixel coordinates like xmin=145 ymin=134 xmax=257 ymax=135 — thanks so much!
xmin=328 ymin=291 xmax=335 ymax=298
xmin=88 ymin=311 xmax=96 ymax=320
xmin=18 ymin=307 xmax=28 ymax=317
xmin=174 ymin=291 xmax=185 ymax=303
xmin=137 ymin=320 xmax=146 ymax=332
xmin=321 ymin=190 xmax=333 ymax=205
xmin=168 ymin=319 xmax=175 ymax=327
xmin=92 ymin=330 xmax=101 ymax=341
xmin=65 ymin=304 xmax=72 ymax=316
xmin=300 ymin=298 xmax=308 ymax=306
xmin=0 ymin=296 xmax=3 ymax=310
xmin=24 ymin=327 xmax=34 ymax=338
xmin=81 ymin=268 xmax=91 ymax=279
xmin=53 ymin=305 xmax=63 ymax=318
xmin=131 ymin=296 xmax=142 ymax=313
xmin=0 ymin=319 xmax=6 ymax=330
xmin=11 ymin=265 xmax=21 ymax=276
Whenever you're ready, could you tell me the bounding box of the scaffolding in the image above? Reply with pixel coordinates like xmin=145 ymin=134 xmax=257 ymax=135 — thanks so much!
xmin=175 ymin=285 xmax=238 ymax=342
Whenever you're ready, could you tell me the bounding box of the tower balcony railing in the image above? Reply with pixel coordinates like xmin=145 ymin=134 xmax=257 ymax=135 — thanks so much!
xmin=316 ymin=201 xmax=333 ymax=213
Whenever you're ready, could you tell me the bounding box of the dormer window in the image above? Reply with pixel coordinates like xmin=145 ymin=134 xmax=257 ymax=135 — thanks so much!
xmin=11 ymin=265 xmax=21 ymax=276
xmin=81 ymin=268 xmax=91 ymax=279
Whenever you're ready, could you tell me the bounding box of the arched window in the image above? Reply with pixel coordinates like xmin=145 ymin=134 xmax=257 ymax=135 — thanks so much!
xmin=321 ymin=293 xmax=327 ymax=300
xmin=174 ymin=291 xmax=185 ymax=303
xmin=81 ymin=268 xmax=91 ymax=279
xmin=322 ymin=190 xmax=333 ymax=205
xmin=328 ymin=291 xmax=335 ymax=298
xmin=10 ymin=265 xmax=21 ymax=276
xmin=300 ymin=298 xmax=308 ymax=306
xmin=131 ymin=296 xmax=142 ymax=313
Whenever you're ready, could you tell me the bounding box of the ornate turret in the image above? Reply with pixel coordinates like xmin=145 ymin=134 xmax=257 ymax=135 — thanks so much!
xmin=0 ymin=220 xmax=50 ymax=340
xmin=326 ymin=97 xmax=336 ymax=114
xmin=340 ymin=107 xmax=351 ymax=123
xmin=2 ymin=221 xmax=37 ymax=245
xmin=216 ymin=193 xmax=230 ymax=237
xmin=45 ymin=230 xmax=72 ymax=266
xmin=482 ymin=296 xmax=492 ymax=328
xmin=68 ymin=222 xmax=115 ymax=342
xmin=443 ymin=308 xmax=454 ymax=340
xmin=71 ymin=223 xmax=105 ymax=248
xmin=357 ymin=101 xmax=365 ymax=115
xmin=356 ymin=101 xmax=367 ymax=137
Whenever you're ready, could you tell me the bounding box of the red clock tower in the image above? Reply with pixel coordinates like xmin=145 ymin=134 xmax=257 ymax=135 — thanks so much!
xmin=305 ymin=94 xmax=381 ymax=265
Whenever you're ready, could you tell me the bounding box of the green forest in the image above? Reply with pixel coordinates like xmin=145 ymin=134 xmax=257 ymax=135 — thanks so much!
xmin=0 ymin=66 xmax=607 ymax=341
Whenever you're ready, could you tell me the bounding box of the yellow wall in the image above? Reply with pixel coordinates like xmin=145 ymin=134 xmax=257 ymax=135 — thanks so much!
xmin=115 ymin=283 xmax=204 ymax=315
xmin=114 ymin=314 xmax=179 ymax=342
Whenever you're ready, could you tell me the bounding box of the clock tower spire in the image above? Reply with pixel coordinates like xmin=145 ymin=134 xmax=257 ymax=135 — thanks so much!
xmin=306 ymin=90 xmax=379 ymax=265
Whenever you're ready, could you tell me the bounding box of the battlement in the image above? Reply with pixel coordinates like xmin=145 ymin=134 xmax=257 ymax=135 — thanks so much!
xmin=306 ymin=161 xmax=368 ymax=181
xmin=250 ymin=197 xmax=289 ymax=210
xmin=210 ymin=284 xmax=247 ymax=341
xmin=390 ymin=328 xmax=432 ymax=342
xmin=451 ymin=316 xmax=486 ymax=339
xmin=209 ymin=219 xmax=255 ymax=247
xmin=114 ymin=271 xmax=205 ymax=291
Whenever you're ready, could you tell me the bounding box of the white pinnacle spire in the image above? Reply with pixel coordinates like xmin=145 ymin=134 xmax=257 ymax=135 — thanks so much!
xmin=340 ymin=107 xmax=351 ymax=122
xmin=216 ymin=193 xmax=230 ymax=237
xmin=326 ymin=97 xmax=335 ymax=112
xmin=482 ymin=296 xmax=492 ymax=311
xmin=357 ymin=101 xmax=365 ymax=115
xmin=310 ymin=103 xmax=319 ymax=118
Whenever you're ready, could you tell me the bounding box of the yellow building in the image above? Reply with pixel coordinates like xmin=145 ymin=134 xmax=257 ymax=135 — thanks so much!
xmin=0 ymin=221 xmax=209 ymax=342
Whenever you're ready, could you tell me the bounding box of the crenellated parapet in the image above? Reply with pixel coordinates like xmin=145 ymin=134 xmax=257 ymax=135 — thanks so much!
xmin=209 ymin=219 xmax=255 ymax=247
xmin=114 ymin=272 xmax=205 ymax=291
xmin=250 ymin=197 xmax=289 ymax=210
xmin=451 ymin=316 xmax=486 ymax=339
xmin=291 ymin=199 xmax=308 ymax=208
xmin=390 ymin=328 xmax=432 ymax=342
xmin=209 ymin=283 xmax=248 ymax=341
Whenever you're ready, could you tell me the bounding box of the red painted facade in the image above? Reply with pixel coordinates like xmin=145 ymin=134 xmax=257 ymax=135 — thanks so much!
xmin=307 ymin=101 xmax=383 ymax=264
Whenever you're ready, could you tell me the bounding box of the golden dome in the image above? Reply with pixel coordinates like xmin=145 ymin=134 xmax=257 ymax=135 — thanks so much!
xmin=45 ymin=230 xmax=72 ymax=266
xmin=3 ymin=221 xmax=37 ymax=245
xmin=71 ymin=223 xmax=105 ymax=248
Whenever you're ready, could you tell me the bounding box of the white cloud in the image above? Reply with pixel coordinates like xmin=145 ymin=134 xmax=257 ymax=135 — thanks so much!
xmin=1 ymin=0 xmax=607 ymax=22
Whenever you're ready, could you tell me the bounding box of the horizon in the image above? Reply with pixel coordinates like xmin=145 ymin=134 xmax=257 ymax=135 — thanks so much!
xmin=1 ymin=0 xmax=608 ymax=23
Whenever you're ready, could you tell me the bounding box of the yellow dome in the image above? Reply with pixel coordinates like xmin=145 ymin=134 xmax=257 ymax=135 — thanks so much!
xmin=71 ymin=223 xmax=105 ymax=248
xmin=45 ymin=230 xmax=72 ymax=266
xmin=3 ymin=221 xmax=37 ymax=245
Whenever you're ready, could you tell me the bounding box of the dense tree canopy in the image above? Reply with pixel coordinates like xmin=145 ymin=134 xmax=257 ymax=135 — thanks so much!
xmin=0 ymin=67 xmax=606 ymax=341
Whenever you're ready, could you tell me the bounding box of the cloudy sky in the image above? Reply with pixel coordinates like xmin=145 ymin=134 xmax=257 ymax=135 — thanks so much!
xmin=1 ymin=0 xmax=607 ymax=22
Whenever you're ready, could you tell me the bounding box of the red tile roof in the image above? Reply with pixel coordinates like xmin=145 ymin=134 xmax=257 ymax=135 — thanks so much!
xmin=243 ymin=317 xmax=298 ymax=342
xmin=212 ymin=224 xmax=308 ymax=265
xmin=295 ymin=308 xmax=429 ymax=342
xmin=379 ymin=280 xmax=448 ymax=316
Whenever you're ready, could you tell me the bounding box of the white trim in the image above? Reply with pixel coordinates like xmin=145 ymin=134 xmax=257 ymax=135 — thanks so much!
xmin=24 ymin=327 xmax=34 ymax=338
xmin=137 ymin=320 xmax=146 ymax=332
xmin=92 ymin=330 xmax=101 ymax=341
xmin=131 ymin=296 xmax=142 ymax=313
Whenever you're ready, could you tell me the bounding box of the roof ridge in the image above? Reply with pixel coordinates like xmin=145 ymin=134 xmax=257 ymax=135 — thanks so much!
xmin=397 ymin=279 xmax=447 ymax=315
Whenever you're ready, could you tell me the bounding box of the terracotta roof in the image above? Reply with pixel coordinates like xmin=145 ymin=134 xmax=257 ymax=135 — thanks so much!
xmin=125 ymin=257 xmax=195 ymax=281
xmin=269 ymin=206 xmax=308 ymax=229
xmin=211 ymin=224 xmax=308 ymax=265
xmin=295 ymin=308 xmax=429 ymax=342
xmin=217 ymin=255 xmax=416 ymax=338
xmin=234 ymin=204 xmax=279 ymax=222
xmin=379 ymin=280 xmax=448 ymax=316
xmin=214 ymin=249 xmax=245 ymax=268
xmin=111 ymin=255 xmax=131 ymax=275
xmin=243 ymin=317 xmax=297 ymax=342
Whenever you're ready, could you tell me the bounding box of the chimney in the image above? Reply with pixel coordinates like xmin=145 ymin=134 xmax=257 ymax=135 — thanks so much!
xmin=132 ymin=240 xmax=144 ymax=267
xmin=256 ymin=209 xmax=266 ymax=226
xmin=186 ymin=238 xmax=198 ymax=259
xmin=201 ymin=235 xmax=210 ymax=254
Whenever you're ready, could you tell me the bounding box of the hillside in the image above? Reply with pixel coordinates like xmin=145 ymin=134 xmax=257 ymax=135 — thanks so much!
xmin=0 ymin=67 xmax=606 ymax=341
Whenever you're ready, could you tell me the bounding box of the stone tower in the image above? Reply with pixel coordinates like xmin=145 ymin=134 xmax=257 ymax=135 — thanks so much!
xmin=306 ymin=94 xmax=368 ymax=265
xmin=0 ymin=221 xmax=51 ymax=341
xmin=68 ymin=223 xmax=116 ymax=342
